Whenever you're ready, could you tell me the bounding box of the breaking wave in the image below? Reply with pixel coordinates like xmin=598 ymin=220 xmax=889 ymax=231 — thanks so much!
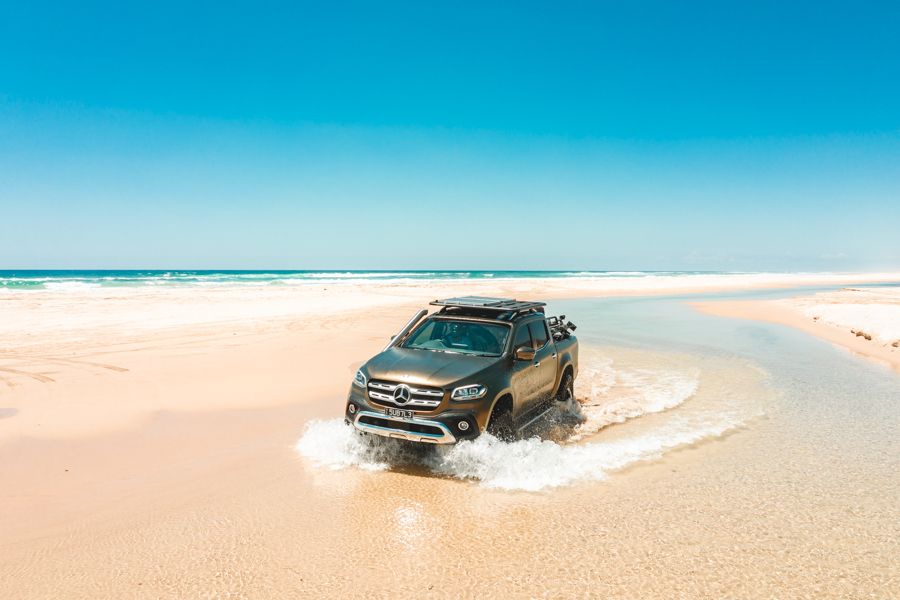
xmin=43 ymin=281 xmax=103 ymax=291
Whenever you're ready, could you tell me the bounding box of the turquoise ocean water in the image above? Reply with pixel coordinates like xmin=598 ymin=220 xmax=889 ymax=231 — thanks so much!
xmin=0 ymin=270 xmax=739 ymax=290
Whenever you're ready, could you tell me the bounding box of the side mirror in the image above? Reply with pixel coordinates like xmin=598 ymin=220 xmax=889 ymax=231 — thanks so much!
xmin=515 ymin=345 xmax=536 ymax=361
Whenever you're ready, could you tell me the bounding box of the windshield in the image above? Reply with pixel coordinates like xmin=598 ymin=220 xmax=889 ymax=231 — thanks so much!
xmin=403 ymin=319 xmax=510 ymax=356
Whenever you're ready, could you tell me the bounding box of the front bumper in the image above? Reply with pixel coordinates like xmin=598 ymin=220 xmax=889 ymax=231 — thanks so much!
xmin=345 ymin=389 xmax=480 ymax=444
xmin=351 ymin=410 xmax=458 ymax=444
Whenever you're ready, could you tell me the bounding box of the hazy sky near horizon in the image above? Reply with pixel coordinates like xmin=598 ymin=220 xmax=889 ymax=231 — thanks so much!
xmin=1 ymin=1 xmax=899 ymax=270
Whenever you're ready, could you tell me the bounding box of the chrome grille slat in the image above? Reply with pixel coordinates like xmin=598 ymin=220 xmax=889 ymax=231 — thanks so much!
xmin=367 ymin=379 xmax=444 ymax=409
xmin=368 ymin=382 xmax=397 ymax=391
xmin=409 ymin=399 xmax=437 ymax=407
xmin=410 ymin=388 xmax=443 ymax=397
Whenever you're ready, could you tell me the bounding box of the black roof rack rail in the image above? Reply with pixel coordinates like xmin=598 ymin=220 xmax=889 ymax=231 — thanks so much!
xmin=430 ymin=296 xmax=546 ymax=314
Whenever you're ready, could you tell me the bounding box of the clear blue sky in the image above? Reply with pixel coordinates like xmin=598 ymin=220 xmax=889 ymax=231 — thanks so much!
xmin=1 ymin=0 xmax=898 ymax=270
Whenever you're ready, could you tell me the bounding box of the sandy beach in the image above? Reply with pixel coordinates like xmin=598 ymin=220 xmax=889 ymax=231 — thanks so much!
xmin=3 ymin=271 xmax=899 ymax=440
xmin=695 ymin=287 xmax=900 ymax=373
xmin=1 ymin=272 xmax=899 ymax=598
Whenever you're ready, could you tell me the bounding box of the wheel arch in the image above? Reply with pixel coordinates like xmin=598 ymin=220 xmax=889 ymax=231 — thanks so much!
xmin=552 ymin=355 xmax=576 ymax=395
xmin=485 ymin=392 xmax=513 ymax=429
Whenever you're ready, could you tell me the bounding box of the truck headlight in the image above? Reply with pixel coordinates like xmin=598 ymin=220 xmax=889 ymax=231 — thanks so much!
xmin=353 ymin=370 xmax=367 ymax=388
xmin=451 ymin=384 xmax=486 ymax=400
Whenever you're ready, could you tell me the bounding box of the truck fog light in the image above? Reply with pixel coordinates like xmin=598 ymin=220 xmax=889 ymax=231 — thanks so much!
xmin=348 ymin=403 xmax=357 ymax=414
xmin=458 ymin=420 xmax=470 ymax=431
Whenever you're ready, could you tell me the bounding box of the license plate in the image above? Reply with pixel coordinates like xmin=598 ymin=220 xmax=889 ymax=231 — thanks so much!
xmin=385 ymin=407 xmax=414 ymax=419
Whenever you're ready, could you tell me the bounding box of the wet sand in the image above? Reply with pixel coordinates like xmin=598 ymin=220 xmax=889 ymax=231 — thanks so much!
xmin=1 ymin=275 xmax=899 ymax=598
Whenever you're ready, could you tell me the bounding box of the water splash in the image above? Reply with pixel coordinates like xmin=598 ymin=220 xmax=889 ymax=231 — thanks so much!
xmin=296 ymin=349 xmax=747 ymax=491
xmin=570 ymin=351 xmax=700 ymax=440
xmin=296 ymin=415 xmax=739 ymax=491
xmin=430 ymin=417 xmax=739 ymax=490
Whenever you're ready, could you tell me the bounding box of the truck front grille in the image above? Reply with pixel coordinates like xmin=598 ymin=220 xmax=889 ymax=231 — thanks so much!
xmin=367 ymin=380 xmax=444 ymax=409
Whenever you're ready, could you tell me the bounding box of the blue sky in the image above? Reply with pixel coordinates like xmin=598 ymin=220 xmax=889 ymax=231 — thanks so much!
xmin=1 ymin=1 xmax=898 ymax=270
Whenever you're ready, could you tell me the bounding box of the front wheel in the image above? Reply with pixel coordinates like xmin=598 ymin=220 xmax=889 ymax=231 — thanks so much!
xmin=487 ymin=406 xmax=516 ymax=442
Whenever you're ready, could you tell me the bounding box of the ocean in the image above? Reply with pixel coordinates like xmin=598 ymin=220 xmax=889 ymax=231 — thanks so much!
xmin=0 ymin=270 xmax=737 ymax=290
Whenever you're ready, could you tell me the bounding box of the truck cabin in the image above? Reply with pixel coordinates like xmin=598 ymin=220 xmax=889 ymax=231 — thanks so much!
xmin=397 ymin=297 xmax=551 ymax=357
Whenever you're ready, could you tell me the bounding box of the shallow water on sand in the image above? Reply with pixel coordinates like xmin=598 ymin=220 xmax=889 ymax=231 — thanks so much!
xmin=294 ymin=295 xmax=899 ymax=597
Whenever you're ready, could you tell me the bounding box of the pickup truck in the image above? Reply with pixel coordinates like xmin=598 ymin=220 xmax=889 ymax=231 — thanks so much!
xmin=345 ymin=296 xmax=578 ymax=444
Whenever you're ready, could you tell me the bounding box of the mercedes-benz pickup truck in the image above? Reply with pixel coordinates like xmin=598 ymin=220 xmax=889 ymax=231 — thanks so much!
xmin=345 ymin=296 xmax=578 ymax=444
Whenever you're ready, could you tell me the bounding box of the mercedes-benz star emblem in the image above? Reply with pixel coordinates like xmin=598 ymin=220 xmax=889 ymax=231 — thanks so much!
xmin=393 ymin=384 xmax=412 ymax=405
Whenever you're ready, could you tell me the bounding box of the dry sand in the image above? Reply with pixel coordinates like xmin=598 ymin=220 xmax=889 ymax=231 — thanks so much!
xmin=1 ymin=273 xmax=899 ymax=598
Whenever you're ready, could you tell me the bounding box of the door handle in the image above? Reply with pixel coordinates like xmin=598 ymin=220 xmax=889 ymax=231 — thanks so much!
xmin=533 ymin=361 xmax=540 ymax=367
xmin=551 ymin=353 xmax=557 ymax=358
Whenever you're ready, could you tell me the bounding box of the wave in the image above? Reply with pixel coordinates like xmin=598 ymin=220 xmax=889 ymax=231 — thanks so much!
xmin=42 ymin=281 xmax=103 ymax=291
xmin=0 ymin=269 xmax=798 ymax=291
xmin=300 ymin=272 xmax=440 ymax=279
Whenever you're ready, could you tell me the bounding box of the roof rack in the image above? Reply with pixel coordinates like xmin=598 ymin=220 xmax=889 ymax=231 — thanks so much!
xmin=430 ymin=296 xmax=546 ymax=314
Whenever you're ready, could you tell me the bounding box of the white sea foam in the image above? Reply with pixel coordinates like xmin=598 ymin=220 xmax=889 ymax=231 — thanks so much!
xmin=295 ymin=418 xmax=391 ymax=472
xmin=574 ymin=371 xmax=700 ymax=440
xmin=4 ymin=270 xmax=899 ymax=294
xmin=43 ymin=281 xmax=103 ymax=291
xmin=296 ymin=348 xmax=719 ymax=490
xmin=296 ymin=415 xmax=739 ymax=491
xmin=568 ymin=350 xmax=700 ymax=440
xmin=301 ymin=272 xmax=438 ymax=279
xmin=431 ymin=417 xmax=739 ymax=490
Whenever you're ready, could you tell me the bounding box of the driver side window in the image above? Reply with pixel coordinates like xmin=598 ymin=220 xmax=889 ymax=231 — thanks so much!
xmin=513 ymin=324 xmax=532 ymax=350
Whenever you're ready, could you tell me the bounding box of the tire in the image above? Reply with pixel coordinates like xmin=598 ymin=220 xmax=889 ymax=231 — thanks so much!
xmin=487 ymin=405 xmax=516 ymax=442
xmin=556 ymin=371 xmax=574 ymax=403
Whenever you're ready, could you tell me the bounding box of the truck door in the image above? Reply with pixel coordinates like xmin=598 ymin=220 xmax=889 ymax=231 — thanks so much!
xmin=528 ymin=320 xmax=558 ymax=404
xmin=510 ymin=323 xmax=536 ymax=418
